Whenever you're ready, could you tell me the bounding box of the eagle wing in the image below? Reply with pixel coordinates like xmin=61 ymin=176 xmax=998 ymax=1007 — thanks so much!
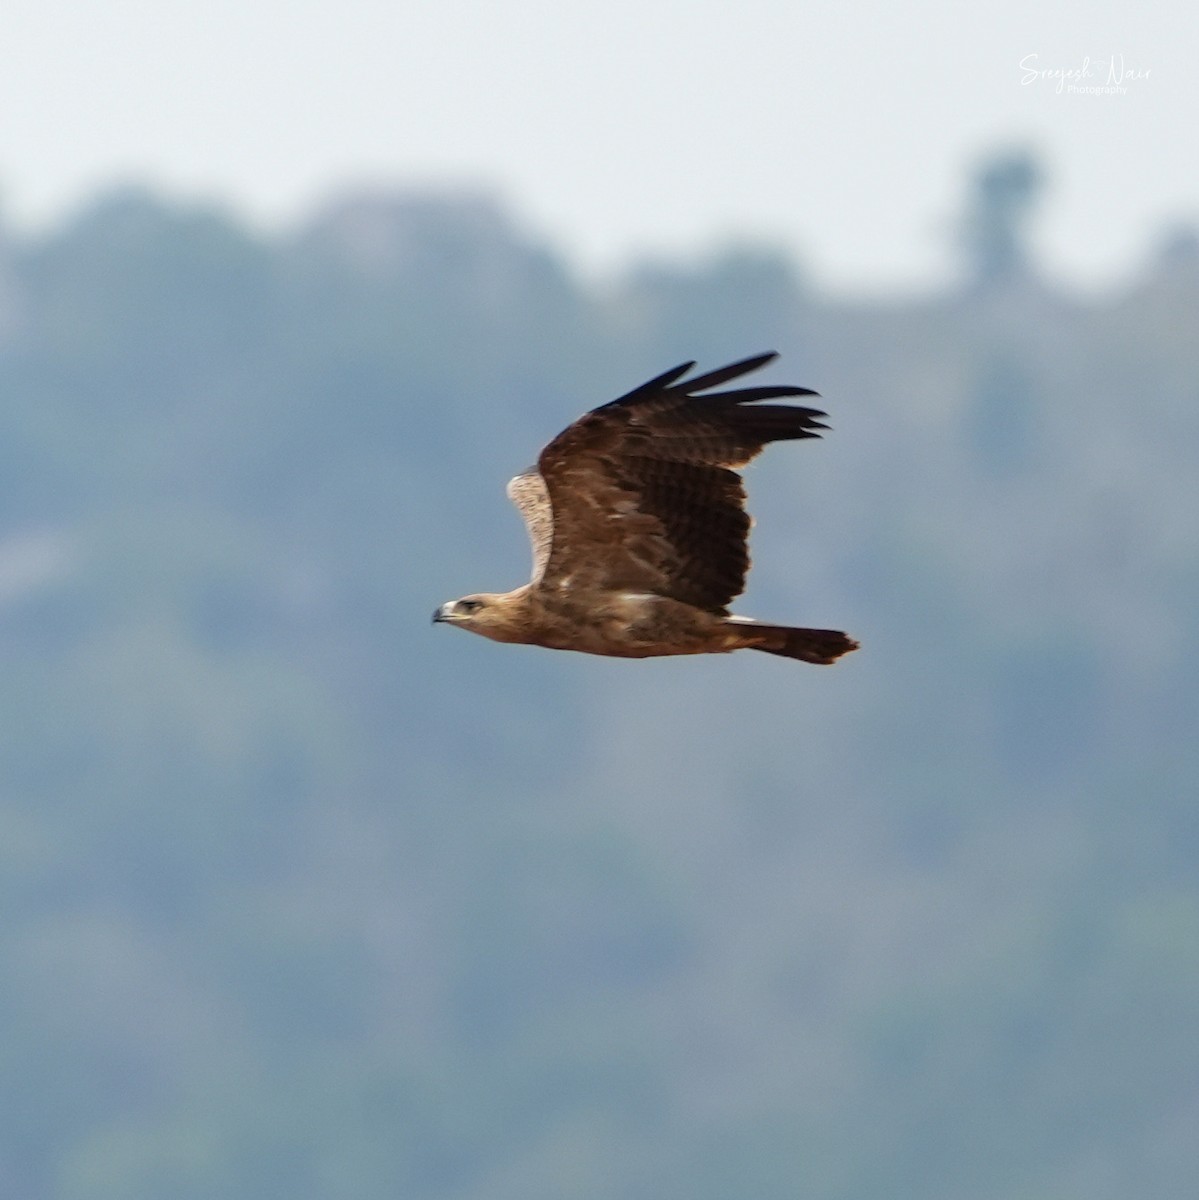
xmin=527 ymin=352 xmax=828 ymax=613
xmin=506 ymin=468 xmax=553 ymax=582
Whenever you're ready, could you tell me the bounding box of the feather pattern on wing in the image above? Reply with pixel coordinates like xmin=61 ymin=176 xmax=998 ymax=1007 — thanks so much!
xmin=527 ymin=352 xmax=828 ymax=612
xmin=506 ymin=469 xmax=553 ymax=582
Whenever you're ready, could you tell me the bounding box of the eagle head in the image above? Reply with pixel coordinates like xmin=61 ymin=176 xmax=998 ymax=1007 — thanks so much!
xmin=432 ymin=592 xmax=530 ymax=643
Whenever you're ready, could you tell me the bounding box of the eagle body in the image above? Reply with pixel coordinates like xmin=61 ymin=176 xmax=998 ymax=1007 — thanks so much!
xmin=434 ymin=353 xmax=858 ymax=665
xmin=436 ymin=586 xmax=748 ymax=658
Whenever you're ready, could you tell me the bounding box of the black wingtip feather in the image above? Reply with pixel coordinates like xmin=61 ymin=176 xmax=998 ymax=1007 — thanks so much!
xmin=679 ymin=352 xmax=778 ymax=393
xmin=726 ymin=403 xmax=829 ymax=443
xmin=609 ymin=360 xmax=696 ymax=406
xmin=707 ymin=385 xmax=822 ymax=404
xmin=606 ymin=354 xmax=823 ymax=423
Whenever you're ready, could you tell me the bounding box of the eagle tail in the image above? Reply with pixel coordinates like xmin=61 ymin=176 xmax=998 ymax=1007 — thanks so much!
xmin=730 ymin=621 xmax=859 ymax=665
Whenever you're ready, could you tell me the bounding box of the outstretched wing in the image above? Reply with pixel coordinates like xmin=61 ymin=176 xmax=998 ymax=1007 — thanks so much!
xmin=532 ymin=352 xmax=828 ymax=612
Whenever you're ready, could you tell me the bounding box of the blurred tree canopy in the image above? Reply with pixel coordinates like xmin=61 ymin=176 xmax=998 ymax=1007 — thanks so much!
xmin=0 ymin=163 xmax=1196 ymax=1200
xmin=960 ymin=147 xmax=1046 ymax=292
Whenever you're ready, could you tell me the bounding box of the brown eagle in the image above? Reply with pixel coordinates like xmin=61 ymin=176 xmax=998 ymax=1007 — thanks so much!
xmin=433 ymin=352 xmax=858 ymax=664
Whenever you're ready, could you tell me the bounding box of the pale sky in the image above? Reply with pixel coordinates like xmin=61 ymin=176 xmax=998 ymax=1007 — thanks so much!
xmin=2 ymin=0 xmax=1195 ymax=290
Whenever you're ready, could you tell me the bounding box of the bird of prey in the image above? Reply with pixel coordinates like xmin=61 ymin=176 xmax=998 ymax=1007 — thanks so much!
xmin=433 ymin=352 xmax=858 ymax=664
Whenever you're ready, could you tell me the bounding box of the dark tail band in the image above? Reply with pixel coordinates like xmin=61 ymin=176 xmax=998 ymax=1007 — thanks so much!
xmin=735 ymin=622 xmax=859 ymax=665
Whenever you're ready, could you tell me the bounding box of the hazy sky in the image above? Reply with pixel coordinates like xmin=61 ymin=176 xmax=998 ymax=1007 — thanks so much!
xmin=3 ymin=0 xmax=1195 ymax=289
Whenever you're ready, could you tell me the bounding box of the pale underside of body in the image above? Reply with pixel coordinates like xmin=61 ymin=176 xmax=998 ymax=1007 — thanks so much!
xmin=433 ymin=353 xmax=858 ymax=665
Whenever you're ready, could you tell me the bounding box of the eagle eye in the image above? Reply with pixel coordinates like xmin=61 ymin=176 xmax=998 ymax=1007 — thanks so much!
xmin=457 ymin=598 xmax=483 ymax=615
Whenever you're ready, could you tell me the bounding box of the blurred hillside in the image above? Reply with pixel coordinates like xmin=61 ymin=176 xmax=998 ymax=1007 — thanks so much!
xmin=0 ymin=157 xmax=1197 ymax=1199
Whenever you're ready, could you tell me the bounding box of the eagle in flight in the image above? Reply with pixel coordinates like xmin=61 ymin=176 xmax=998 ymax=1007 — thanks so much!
xmin=433 ymin=352 xmax=858 ymax=664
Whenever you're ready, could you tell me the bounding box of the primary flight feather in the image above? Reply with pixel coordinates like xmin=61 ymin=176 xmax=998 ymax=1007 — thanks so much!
xmin=433 ymin=352 xmax=858 ymax=664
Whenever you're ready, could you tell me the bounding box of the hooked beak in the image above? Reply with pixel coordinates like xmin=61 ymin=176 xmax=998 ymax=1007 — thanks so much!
xmin=432 ymin=603 xmax=450 ymax=624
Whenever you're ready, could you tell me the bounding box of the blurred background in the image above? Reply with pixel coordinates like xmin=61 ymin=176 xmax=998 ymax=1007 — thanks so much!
xmin=2 ymin=3 xmax=1197 ymax=1198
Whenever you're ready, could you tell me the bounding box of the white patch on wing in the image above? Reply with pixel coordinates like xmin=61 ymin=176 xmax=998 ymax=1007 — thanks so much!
xmin=506 ymin=470 xmax=553 ymax=582
xmin=724 ymin=615 xmax=756 ymax=624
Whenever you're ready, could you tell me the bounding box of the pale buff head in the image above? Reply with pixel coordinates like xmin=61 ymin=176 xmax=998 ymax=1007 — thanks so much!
xmin=432 ymin=589 xmax=532 ymax=644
